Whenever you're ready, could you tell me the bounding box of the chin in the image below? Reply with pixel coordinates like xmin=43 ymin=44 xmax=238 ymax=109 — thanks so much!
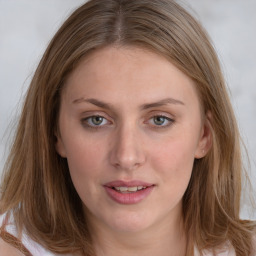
xmin=104 ymin=210 xmax=154 ymax=233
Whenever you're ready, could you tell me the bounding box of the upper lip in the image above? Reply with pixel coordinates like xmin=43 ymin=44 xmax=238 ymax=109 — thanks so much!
xmin=104 ymin=180 xmax=154 ymax=188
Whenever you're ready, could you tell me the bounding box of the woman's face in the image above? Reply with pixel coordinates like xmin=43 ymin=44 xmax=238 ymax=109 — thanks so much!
xmin=56 ymin=46 xmax=211 ymax=234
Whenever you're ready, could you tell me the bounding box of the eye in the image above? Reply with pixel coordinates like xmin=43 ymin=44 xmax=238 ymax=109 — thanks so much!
xmin=148 ymin=115 xmax=174 ymax=127
xmin=83 ymin=115 xmax=108 ymax=127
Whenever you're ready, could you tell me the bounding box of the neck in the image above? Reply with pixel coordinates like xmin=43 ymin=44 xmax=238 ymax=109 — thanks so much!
xmin=88 ymin=212 xmax=188 ymax=256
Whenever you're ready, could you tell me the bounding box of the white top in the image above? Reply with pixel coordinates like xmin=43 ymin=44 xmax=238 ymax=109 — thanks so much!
xmin=0 ymin=213 xmax=51 ymax=255
xmin=0 ymin=212 xmax=72 ymax=256
xmin=0 ymin=212 xmax=241 ymax=256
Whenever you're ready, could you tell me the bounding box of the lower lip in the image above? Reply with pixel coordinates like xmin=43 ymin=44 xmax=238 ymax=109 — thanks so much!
xmin=104 ymin=186 xmax=154 ymax=205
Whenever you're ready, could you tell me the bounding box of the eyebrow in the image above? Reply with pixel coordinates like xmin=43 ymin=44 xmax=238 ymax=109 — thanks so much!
xmin=73 ymin=98 xmax=113 ymax=109
xmin=72 ymin=97 xmax=185 ymax=109
xmin=140 ymin=98 xmax=185 ymax=110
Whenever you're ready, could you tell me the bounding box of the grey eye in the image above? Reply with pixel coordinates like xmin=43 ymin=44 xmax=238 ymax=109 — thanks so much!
xmin=147 ymin=115 xmax=174 ymax=128
xmin=91 ymin=116 xmax=104 ymax=125
xmin=153 ymin=116 xmax=167 ymax=125
xmin=85 ymin=116 xmax=108 ymax=127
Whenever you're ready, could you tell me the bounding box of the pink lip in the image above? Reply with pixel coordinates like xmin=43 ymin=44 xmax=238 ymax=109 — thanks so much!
xmin=103 ymin=180 xmax=155 ymax=205
xmin=104 ymin=180 xmax=153 ymax=187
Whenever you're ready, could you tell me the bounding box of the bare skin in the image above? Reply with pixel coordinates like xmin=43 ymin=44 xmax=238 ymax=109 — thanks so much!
xmin=0 ymin=238 xmax=25 ymax=256
xmin=56 ymin=46 xmax=212 ymax=256
xmin=0 ymin=46 xmax=212 ymax=256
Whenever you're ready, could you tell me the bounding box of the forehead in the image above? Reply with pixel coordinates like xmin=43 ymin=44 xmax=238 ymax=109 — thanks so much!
xmin=62 ymin=46 xmax=201 ymax=110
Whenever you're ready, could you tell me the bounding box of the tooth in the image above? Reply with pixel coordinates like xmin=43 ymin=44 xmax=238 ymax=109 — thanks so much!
xmin=119 ymin=187 xmax=128 ymax=192
xmin=114 ymin=186 xmax=148 ymax=192
xmin=127 ymin=187 xmax=138 ymax=192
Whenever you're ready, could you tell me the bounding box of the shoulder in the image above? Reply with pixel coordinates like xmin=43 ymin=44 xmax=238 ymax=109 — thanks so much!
xmin=0 ymin=212 xmax=56 ymax=256
xmin=194 ymin=242 xmax=235 ymax=256
xmin=195 ymin=235 xmax=256 ymax=256
xmin=252 ymin=232 xmax=256 ymax=255
xmin=0 ymin=237 xmax=24 ymax=256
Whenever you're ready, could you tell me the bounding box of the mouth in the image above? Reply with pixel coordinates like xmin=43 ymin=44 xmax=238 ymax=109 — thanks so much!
xmin=111 ymin=185 xmax=149 ymax=193
xmin=103 ymin=180 xmax=155 ymax=204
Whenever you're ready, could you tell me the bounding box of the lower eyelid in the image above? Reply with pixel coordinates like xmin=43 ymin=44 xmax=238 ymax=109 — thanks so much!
xmin=81 ymin=114 xmax=174 ymax=127
xmin=88 ymin=116 xmax=105 ymax=124
xmin=146 ymin=116 xmax=174 ymax=126
xmin=152 ymin=115 xmax=173 ymax=121
xmin=81 ymin=116 xmax=113 ymax=129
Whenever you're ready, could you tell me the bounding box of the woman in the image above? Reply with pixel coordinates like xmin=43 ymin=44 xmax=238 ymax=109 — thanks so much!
xmin=0 ymin=0 xmax=255 ymax=255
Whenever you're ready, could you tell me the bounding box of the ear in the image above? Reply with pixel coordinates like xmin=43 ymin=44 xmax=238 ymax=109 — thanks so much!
xmin=194 ymin=111 xmax=213 ymax=159
xmin=55 ymin=133 xmax=67 ymax=158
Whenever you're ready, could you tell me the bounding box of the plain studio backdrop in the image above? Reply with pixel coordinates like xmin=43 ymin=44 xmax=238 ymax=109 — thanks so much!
xmin=0 ymin=0 xmax=255 ymax=219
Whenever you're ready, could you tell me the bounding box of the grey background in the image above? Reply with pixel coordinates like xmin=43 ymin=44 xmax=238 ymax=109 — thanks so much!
xmin=0 ymin=0 xmax=255 ymax=219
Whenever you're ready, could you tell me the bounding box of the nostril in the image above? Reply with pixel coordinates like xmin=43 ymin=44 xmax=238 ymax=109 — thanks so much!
xmin=109 ymin=130 xmax=146 ymax=170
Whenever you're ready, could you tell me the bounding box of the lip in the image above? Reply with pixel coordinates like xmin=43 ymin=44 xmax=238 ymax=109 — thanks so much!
xmin=103 ymin=180 xmax=155 ymax=205
xmin=104 ymin=180 xmax=154 ymax=187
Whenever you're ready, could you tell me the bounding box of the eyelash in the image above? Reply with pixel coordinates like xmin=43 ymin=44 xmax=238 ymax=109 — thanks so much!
xmin=146 ymin=115 xmax=174 ymax=128
xmin=81 ymin=115 xmax=111 ymax=129
xmin=81 ymin=114 xmax=174 ymax=130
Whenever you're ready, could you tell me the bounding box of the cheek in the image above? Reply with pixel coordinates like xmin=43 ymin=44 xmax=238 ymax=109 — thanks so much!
xmin=65 ymin=143 xmax=107 ymax=209
xmin=152 ymin=136 xmax=196 ymax=169
xmin=64 ymin=138 xmax=106 ymax=193
xmin=64 ymin=131 xmax=106 ymax=171
xmin=150 ymin=138 xmax=196 ymax=207
xmin=150 ymin=135 xmax=196 ymax=186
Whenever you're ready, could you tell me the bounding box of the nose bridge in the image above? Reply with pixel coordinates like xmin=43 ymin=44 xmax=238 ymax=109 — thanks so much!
xmin=110 ymin=120 xmax=145 ymax=170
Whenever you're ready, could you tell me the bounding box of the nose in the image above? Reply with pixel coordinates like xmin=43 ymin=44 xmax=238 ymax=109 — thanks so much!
xmin=109 ymin=123 xmax=146 ymax=171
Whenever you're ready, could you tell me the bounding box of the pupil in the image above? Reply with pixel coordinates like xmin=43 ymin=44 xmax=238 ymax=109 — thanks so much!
xmin=154 ymin=116 xmax=165 ymax=125
xmin=92 ymin=116 xmax=103 ymax=125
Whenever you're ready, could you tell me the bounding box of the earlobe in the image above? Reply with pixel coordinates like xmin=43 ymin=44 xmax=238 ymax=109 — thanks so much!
xmin=55 ymin=134 xmax=67 ymax=158
xmin=195 ymin=112 xmax=213 ymax=159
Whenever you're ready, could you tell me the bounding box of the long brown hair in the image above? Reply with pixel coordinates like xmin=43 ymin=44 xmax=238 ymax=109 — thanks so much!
xmin=0 ymin=0 xmax=255 ymax=255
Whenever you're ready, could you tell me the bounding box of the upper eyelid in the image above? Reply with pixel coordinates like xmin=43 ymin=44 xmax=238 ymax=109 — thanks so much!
xmin=82 ymin=115 xmax=110 ymax=123
xmin=147 ymin=115 xmax=174 ymax=123
xmin=81 ymin=117 xmax=174 ymax=132
xmin=145 ymin=111 xmax=175 ymax=119
xmin=80 ymin=111 xmax=113 ymax=120
xmin=80 ymin=111 xmax=175 ymax=122
xmin=80 ymin=108 xmax=175 ymax=116
xmin=81 ymin=116 xmax=112 ymax=129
